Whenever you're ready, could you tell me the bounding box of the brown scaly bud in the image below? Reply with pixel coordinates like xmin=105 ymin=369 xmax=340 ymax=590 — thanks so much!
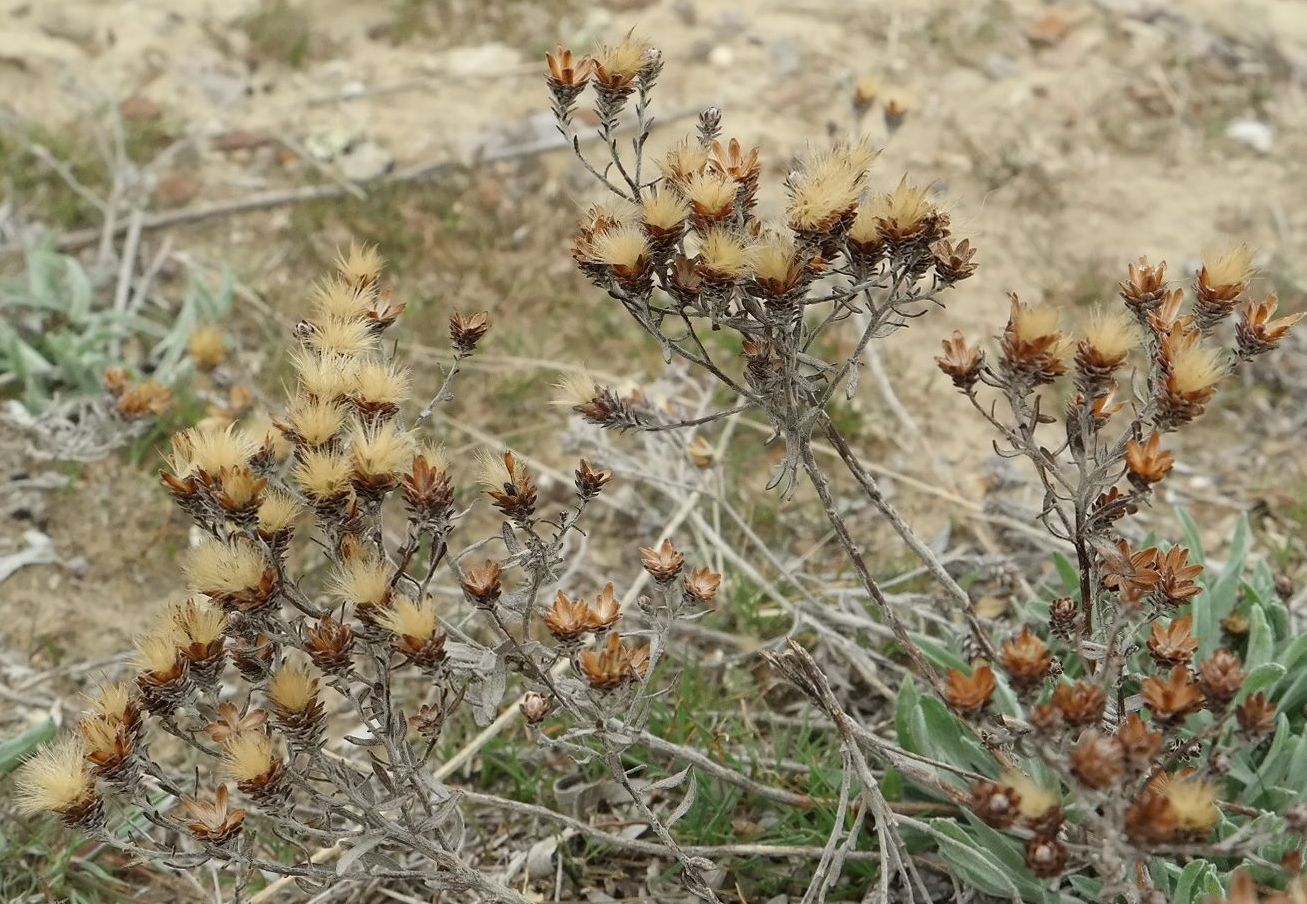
xmin=411 ymin=701 xmax=453 ymax=742
xmin=1120 ymin=257 xmax=1169 ymax=324
xmin=1029 ymin=703 xmax=1063 ymax=734
xmin=587 ymin=583 xmax=622 ymax=632
xmin=1000 ymin=294 xmax=1070 ymax=389
xmin=1147 ymin=614 xmax=1198 ymax=667
xmin=1155 ymin=332 xmax=1225 ymax=430
xmin=520 ymin=692 xmax=553 ymax=724
xmin=1116 ymin=713 xmax=1163 ymax=772
xmin=1089 ymin=486 xmax=1137 ymax=527
xmin=267 ymin=661 xmax=326 ymax=749
xmin=1196 ymin=649 xmax=1245 ymax=707
xmin=1024 ymin=836 xmax=1067 ymax=879
xmin=1193 ymin=244 xmax=1254 ymax=330
xmin=1236 ymin=692 xmax=1276 ymax=739
xmin=639 ymin=538 xmax=684 ymax=583
xmin=450 ymin=311 xmax=490 ymax=356
xmin=1236 ymin=292 xmax=1303 ymax=359
xmin=205 ymin=703 xmax=269 ymax=746
xmin=134 ymin=632 xmax=192 ymax=714
xmin=1152 ymin=546 xmax=1203 ymax=610
xmin=969 ymin=780 xmax=1021 ymax=828
xmin=999 ymin=626 xmax=1052 ymax=692
xmin=379 ymin=596 xmax=447 ymax=672
xmin=943 ymin=663 xmax=996 ymax=716
xmin=667 ymin=253 xmax=705 ymax=307
xmin=181 ymin=784 xmax=245 ymax=846
xmin=575 ymin=459 xmax=612 ymax=500
xmin=544 ymin=592 xmax=593 ymax=642
xmin=115 ymin=380 xmax=173 ymax=419
xmin=480 ymin=450 xmax=537 ymax=525
xmin=545 ymin=45 xmax=593 ymax=111
xmin=231 ymin=634 xmax=276 ymax=684
xmin=1048 ymin=596 xmax=1078 ymax=640
xmin=402 ymin=448 xmax=454 ymax=527
xmin=1100 ymin=539 xmax=1160 ymax=598
xmin=931 ymin=238 xmax=977 ymax=284
xmin=79 ymin=715 xmax=139 ymax=791
xmin=683 ymin=566 xmax=722 ymax=607
xmin=461 ymin=561 xmax=504 ymax=609
xmin=1069 ymin=730 xmax=1124 ymax=789
xmin=14 ymin=738 xmax=106 ymax=831
xmin=1051 ymin=680 xmax=1105 ymax=727
xmin=935 ymin=331 xmax=984 ymax=391
xmin=578 ymin=632 xmax=650 ymax=691
xmin=1221 ymin=611 xmax=1250 ymax=640
xmin=1141 ymin=666 xmax=1205 ymax=725
xmin=304 ymin=616 xmax=354 ymax=675
xmin=741 ymin=338 xmax=783 ymax=390
xmin=1125 ymin=431 xmax=1174 ymax=489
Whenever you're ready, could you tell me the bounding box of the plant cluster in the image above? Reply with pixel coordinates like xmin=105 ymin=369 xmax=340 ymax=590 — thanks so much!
xmin=13 ymin=247 xmax=721 ymax=902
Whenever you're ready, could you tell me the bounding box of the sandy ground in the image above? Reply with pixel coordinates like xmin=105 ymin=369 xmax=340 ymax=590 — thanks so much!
xmin=2 ymin=0 xmax=1306 ymax=672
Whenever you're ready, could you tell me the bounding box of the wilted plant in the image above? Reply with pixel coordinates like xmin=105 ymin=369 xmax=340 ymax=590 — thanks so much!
xmin=547 ymin=34 xmax=1307 ymax=903
xmin=12 ymin=246 xmax=723 ymax=902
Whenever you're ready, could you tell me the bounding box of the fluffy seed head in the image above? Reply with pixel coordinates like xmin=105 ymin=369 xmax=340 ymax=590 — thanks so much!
xmin=311 ymin=278 xmax=370 ymax=320
xmin=221 ymin=733 xmax=277 ymax=782
xmin=292 ymin=350 xmax=359 ymax=401
xmin=1163 ymin=779 xmax=1220 ymax=833
xmin=173 ymin=598 xmax=229 ymax=645
xmin=1002 ymin=771 xmax=1059 ymax=822
xmin=684 ymin=171 xmax=738 ymax=215
xmin=285 ymin=397 xmax=346 ymax=446
xmin=184 ymin=539 xmax=269 ymax=596
xmin=1201 ymin=243 xmax=1254 ymax=289
xmin=134 ymin=627 xmax=183 ymax=675
xmin=335 ymin=242 xmax=384 ymax=289
xmin=641 ymin=189 xmax=690 ymax=231
xmin=696 ymin=228 xmax=750 ymax=279
xmin=294 ymin=449 xmax=352 ymax=500
xmin=351 ymin=359 xmax=410 ymax=407
xmin=258 ymin=490 xmax=302 ymax=535
xmin=84 ymin=680 xmax=135 ymax=722
xmin=188 ymin=325 xmax=226 ymax=370
xmin=787 ymin=141 xmax=873 ymax=231
xmin=379 ymin=595 xmax=440 ymax=641
xmin=267 ymin=661 xmax=318 ymax=712
xmin=590 ymin=225 xmax=650 ymax=270
xmin=552 ymin=371 xmax=600 ymax=409
xmin=1081 ymin=306 xmax=1138 ymax=360
xmin=351 ymin=422 xmax=413 ymax=479
xmin=872 ymin=178 xmax=933 ymax=227
xmin=329 ymin=555 xmax=393 ymax=607
xmin=1169 ymin=342 xmax=1226 ymax=394
xmin=747 ymin=230 xmax=802 ymax=283
xmin=14 ymin=737 xmax=95 ymax=815
xmin=476 ymin=448 xmax=530 ymax=493
xmin=186 ymin=425 xmax=257 ymax=476
xmin=308 ymin=317 xmax=377 ymax=357
xmin=658 ymin=140 xmax=709 ymax=184
xmin=1012 ymin=302 xmax=1063 ymax=343
xmin=595 ymin=34 xmax=650 ymax=82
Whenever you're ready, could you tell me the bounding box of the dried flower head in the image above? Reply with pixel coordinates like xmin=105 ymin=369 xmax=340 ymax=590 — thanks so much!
xmin=1236 ymin=293 xmax=1303 ymax=359
xmin=1196 ymin=649 xmax=1245 ymax=706
xmin=786 ymin=142 xmax=872 ymax=236
xmin=1000 ymin=294 xmax=1070 ymax=386
xmin=695 ymin=227 xmax=750 ymax=284
xmin=639 ymin=538 xmax=685 ymax=583
xmin=1116 ymin=713 xmax=1163 ymax=771
xmin=1070 ymin=730 xmax=1124 ymax=789
xmin=335 ymin=242 xmax=384 ymax=291
xmin=1141 ymin=666 xmax=1205 ymax=724
xmin=593 ymin=33 xmax=650 ymax=93
xmin=1125 ymin=431 xmax=1174 ymax=488
xmin=282 ymin=397 xmax=347 ymax=447
xmin=461 ymin=560 xmax=503 ymax=608
xmin=545 ymin=45 xmax=593 ymax=92
xmin=936 ymin=331 xmax=985 ymax=390
xmin=1120 ymin=256 xmax=1169 ymax=319
xmin=1162 ymin=777 xmax=1220 ymax=839
xmin=308 ymin=316 xmax=377 ymax=357
xmin=943 ymin=663 xmax=996 ymax=715
xmin=520 ymin=692 xmax=553 ymax=724
xmin=869 ymin=177 xmax=940 ymax=248
xmin=658 ymin=139 xmax=709 ymax=188
xmin=14 ymin=737 xmax=101 ymax=828
xmin=351 ymin=421 xmax=412 ymax=494
xmin=184 ymin=538 xmax=275 ymax=612
xmin=746 ymin=229 xmax=809 ymax=301
xmin=640 ymin=188 xmax=690 ymax=241
xmin=1146 ymin=613 xmax=1198 ymax=666
xmin=449 ymin=311 xmax=491 ymax=355
xmin=181 ymin=784 xmax=246 ymax=845
xmin=380 ymin=595 xmax=446 ymax=667
xmin=999 ymin=626 xmax=1052 ymax=691
xmin=329 ymin=554 xmax=393 ymax=611
xmin=969 ymin=779 xmax=1021 ymax=828
xmin=1003 ymin=770 xmax=1061 ymax=830
xmin=311 ymin=277 xmax=371 ymax=320
xmin=544 ymin=591 xmax=594 ymax=641
xmin=221 ymin=732 xmax=280 ymax=785
xmin=186 ymin=424 xmax=258 ymax=478
xmin=1051 ymin=679 xmax=1105 ymax=727
xmin=931 ymin=238 xmax=978 ymax=283
xmin=578 ymin=632 xmax=650 ymax=690
xmin=1157 ymin=335 xmax=1225 ymax=428
xmin=257 ymin=489 xmax=302 ymax=539
xmin=1194 ymin=243 xmax=1254 ymax=329
xmin=267 ymin=661 xmax=319 ymax=713
xmin=1152 ymin=545 xmax=1203 ymax=609
xmin=683 ymin=566 xmax=722 ymax=606
xmin=588 ymin=583 xmax=622 ymax=631
xmin=292 ymin=350 xmax=359 ymax=402
xmin=1236 ymin=692 xmax=1276 ymax=738
xmin=479 ymin=449 xmax=538 ymax=523
xmin=684 ymin=170 xmax=738 ymax=227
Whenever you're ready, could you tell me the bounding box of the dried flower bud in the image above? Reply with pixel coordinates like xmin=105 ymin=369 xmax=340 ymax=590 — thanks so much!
xmin=1069 ymin=730 xmax=1124 ymax=789
xmin=479 ymin=450 xmax=538 ymax=525
xmin=545 ymin=45 xmax=593 ymax=112
xmin=450 ymin=311 xmax=490 ymax=355
xmin=1146 ymin=613 xmax=1198 ymax=666
xmin=1141 ymin=666 xmax=1205 ymax=725
xmin=231 ymin=634 xmax=276 ymax=683
xmin=882 ymin=91 xmax=910 ymax=132
xmin=575 ymin=458 xmax=612 ymax=500
xmin=1125 ymin=431 xmax=1174 ymax=489
xmin=180 ymin=784 xmax=245 ymax=845
xmin=116 ymin=380 xmax=173 ymax=418
xmin=520 ymin=692 xmax=553 ymax=724
xmin=1152 ymin=546 xmax=1203 ymax=610
xmin=578 ymin=632 xmax=650 ymax=690
xmin=935 ymin=331 xmax=984 ymax=391
xmin=1116 ymin=713 xmax=1163 ymax=771
xmin=1048 ymin=596 xmax=1078 ymax=640
xmin=1120 ymin=256 xmax=1169 ymax=323
xmin=969 ymin=779 xmax=1020 ymax=828
xmin=707 ymin=138 xmax=761 ymax=209
xmin=943 ymin=663 xmax=996 ymax=716
xmin=1022 ymin=836 xmax=1066 ymax=879
xmin=588 ymin=583 xmax=622 ymax=631
xmin=267 ymin=661 xmax=326 ymax=749
xmin=639 ymin=538 xmax=685 ymax=583
xmin=1000 ymin=294 xmax=1070 ymax=388
xmin=305 ymin=615 xmax=354 ymax=675
xmin=683 ymin=566 xmax=722 ymax=607
xmin=1051 ymin=680 xmax=1105 ymax=727
xmin=852 ymin=75 xmax=878 ymax=114
xmin=1196 ymin=649 xmax=1245 ymax=707
xmin=1236 ymin=292 xmax=1303 ymax=359
xmin=403 ymin=447 xmax=454 ymax=526
xmin=999 ymin=626 xmax=1051 ymax=692
xmin=544 ymin=591 xmax=593 ymax=642
xmin=1236 ymin=691 xmax=1276 ymax=738
xmin=931 ymin=238 xmax=977 ymax=284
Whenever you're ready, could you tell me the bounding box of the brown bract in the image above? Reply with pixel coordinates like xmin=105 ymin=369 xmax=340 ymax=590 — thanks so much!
xmin=578 ymin=633 xmax=650 ymax=690
xmin=1146 ymin=613 xmax=1198 ymax=666
xmin=181 ymin=784 xmax=246 ymax=845
xmin=936 ymin=331 xmax=984 ymax=390
xmin=1124 ymin=431 xmax=1174 ymax=487
xmin=1197 ymin=649 xmax=1245 ymax=705
xmin=1141 ymin=666 xmax=1205 ymax=724
xmin=1051 ymin=680 xmax=1105 ymax=727
xmin=943 ymin=664 xmax=996 ymax=715
xmin=999 ymin=626 xmax=1051 ymax=691
xmin=639 ymin=538 xmax=685 ymax=583
xmin=1237 ymin=293 xmax=1303 ymax=359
